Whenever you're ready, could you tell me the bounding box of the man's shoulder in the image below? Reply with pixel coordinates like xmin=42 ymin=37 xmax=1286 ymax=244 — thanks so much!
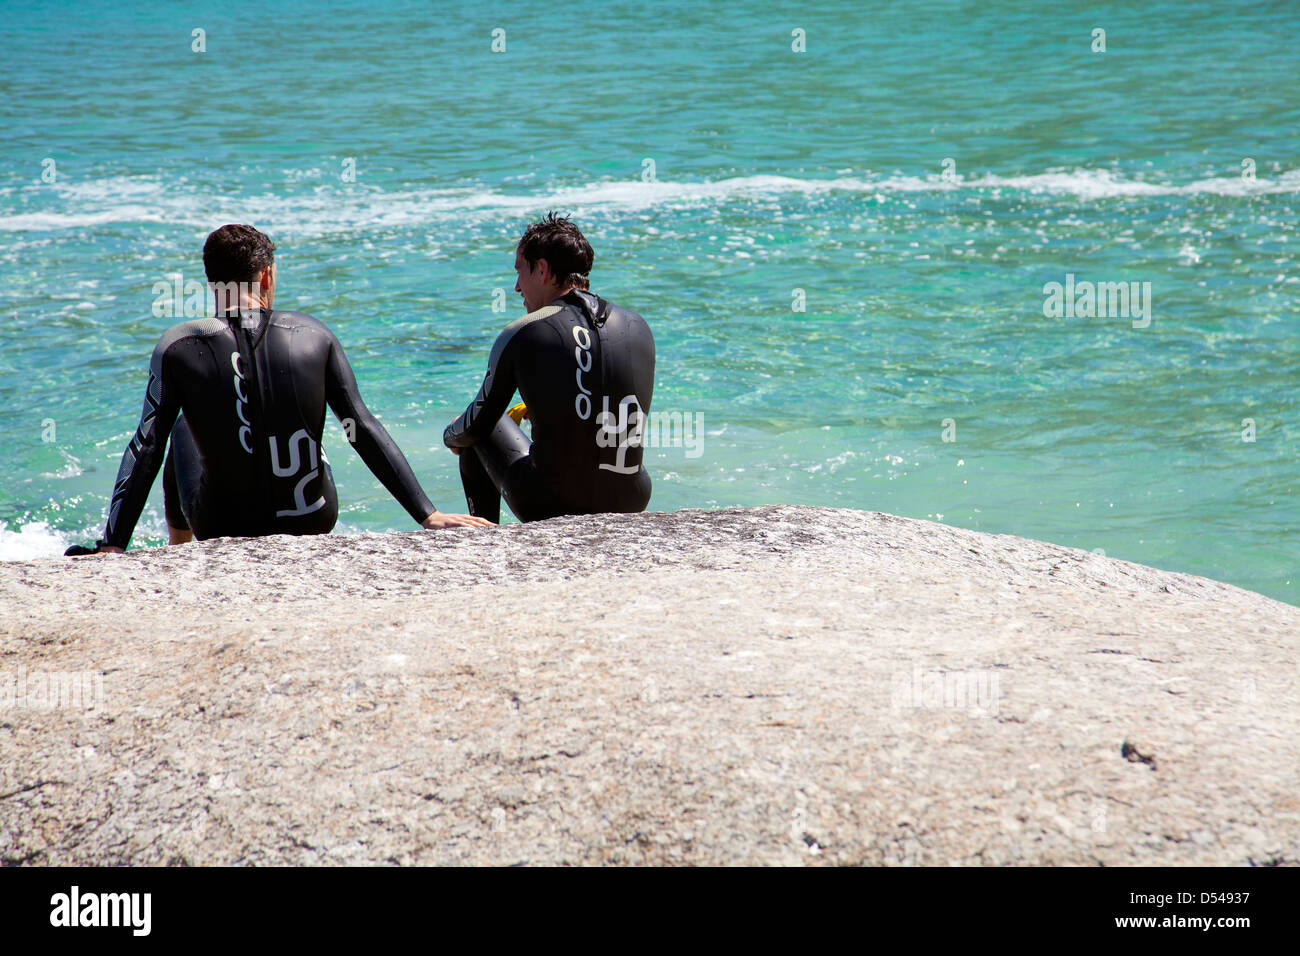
xmin=575 ymin=290 xmax=648 ymax=327
xmin=152 ymin=316 xmax=228 ymax=355
xmin=269 ymin=309 xmax=329 ymax=333
xmin=515 ymin=304 xmax=567 ymax=328
xmin=604 ymin=300 xmax=647 ymax=324
xmin=266 ymin=310 xmax=340 ymax=351
xmin=594 ymin=296 xmax=651 ymax=341
xmin=495 ymin=305 xmax=566 ymax=346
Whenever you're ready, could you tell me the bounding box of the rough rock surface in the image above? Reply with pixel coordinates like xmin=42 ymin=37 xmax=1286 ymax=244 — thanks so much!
xmin=1 ymin=505 xmax=1297 ymax=866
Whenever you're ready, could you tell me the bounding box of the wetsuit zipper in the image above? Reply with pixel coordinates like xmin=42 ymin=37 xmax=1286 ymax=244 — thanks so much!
xmin=228 ymin=308 xmax=275 ymax=530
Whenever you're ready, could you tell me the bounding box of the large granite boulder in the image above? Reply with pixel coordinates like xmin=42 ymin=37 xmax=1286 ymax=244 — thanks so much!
xmin=1 ymin=506 xmax=1296 ymax=865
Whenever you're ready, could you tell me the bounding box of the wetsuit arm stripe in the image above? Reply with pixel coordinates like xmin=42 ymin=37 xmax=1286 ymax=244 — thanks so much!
xmin=324 ymin=333 xmax=436 ymax=524
xmin=443 ymin=316 xmax=529 ymax=448
xmin=103 ymin=340 xmax=181 ymax=549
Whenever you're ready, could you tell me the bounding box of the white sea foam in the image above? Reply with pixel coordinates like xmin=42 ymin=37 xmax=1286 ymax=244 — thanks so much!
xmin=38 ymin=451 xmax=84 ymax=480
xmin=2 ymin=168 xmax=1295 ymax=235
xmin=0 ymin=521 xmax=71 ymax=561
xmin=0 ymin=206 xmax=164 ymax=231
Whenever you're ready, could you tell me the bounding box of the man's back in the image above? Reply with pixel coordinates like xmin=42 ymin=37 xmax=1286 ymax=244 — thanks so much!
xmin=143 ymin=309 xmax=334 ymax=536
xmin=105 ymin=307 xmax=433 ymax=546
xmin=444 ymin=289 xmax=656 ymax=515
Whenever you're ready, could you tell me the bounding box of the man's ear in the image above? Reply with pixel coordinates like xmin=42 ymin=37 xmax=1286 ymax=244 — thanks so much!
xmin=260 ymin=265 xmax=275 ymax=291
xmin=535 ymin=257 xmax=552 ymax=285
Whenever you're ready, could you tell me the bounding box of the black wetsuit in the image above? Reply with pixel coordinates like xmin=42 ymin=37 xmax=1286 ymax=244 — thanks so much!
xmin=443 ymin=289 xmax=655 ymax=523
xmin=101 ymin=308 xmax=435 ymax=549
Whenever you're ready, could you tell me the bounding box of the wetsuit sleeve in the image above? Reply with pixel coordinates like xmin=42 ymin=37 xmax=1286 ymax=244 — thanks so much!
xmin=443 ymin=318 xmax=527 ymax=448
xmin=102 ymin=337 xmax=182 ymax=549
xmin=324 ymin=333 xmax=436 ymax=524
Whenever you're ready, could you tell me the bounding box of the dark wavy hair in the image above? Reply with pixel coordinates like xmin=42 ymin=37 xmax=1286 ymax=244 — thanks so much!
xmin=517 ymin=212 xmax=593 ymax=290
xmin=203 ymin=224 xmax=276 ymax=285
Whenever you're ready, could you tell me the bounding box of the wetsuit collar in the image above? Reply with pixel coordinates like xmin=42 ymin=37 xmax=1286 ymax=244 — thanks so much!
xmin=558 ymin=288 xmax=593 ymax=313
xmin=220 ymin=307 xmax=272 ymax=350
xmin=558 ymin=289 xmax=607 ymax=325
xmin=219 ymin=306 xmax=268 ymax=328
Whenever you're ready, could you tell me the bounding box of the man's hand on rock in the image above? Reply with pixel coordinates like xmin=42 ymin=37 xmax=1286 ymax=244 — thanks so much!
xmin=64 ymin=541 xmax=124 ymax=556
xmin=422 ymin=510 xmax=494 ymax=530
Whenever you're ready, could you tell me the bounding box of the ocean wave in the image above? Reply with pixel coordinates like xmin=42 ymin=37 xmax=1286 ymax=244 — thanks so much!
xmin=2 ymin=168 xmax=1295 ymax=235
xmin=0 ymin=521 xmax=71 ymax=561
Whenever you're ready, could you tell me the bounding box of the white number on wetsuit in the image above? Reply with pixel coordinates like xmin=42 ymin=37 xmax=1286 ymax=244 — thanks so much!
xmin=597 ymin=394 xmax=643 ymax=474
xmin=268 ymin=429 xmax=326 ymax=517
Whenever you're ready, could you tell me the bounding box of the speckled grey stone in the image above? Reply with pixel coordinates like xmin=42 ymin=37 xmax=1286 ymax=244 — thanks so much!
xmin=1 ymin=506 xmax=1296 ymax=866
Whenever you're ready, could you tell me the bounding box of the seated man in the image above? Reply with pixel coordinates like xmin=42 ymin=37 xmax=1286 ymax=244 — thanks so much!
xmin=443 ymin=213 xmax=656 ymax=522
xmin=69 ymin=224 xmax=489 ymax=555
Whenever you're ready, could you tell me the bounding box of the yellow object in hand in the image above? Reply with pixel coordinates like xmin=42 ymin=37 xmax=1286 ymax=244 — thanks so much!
xmin=507 ymin=402 xmax=528 ymax=425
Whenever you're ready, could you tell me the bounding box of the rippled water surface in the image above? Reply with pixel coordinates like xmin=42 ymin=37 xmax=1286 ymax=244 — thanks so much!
xmin=1 ymin=1 xmax=1296 ymax=604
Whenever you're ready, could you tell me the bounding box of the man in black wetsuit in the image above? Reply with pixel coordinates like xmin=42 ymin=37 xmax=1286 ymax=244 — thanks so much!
xmin=443 ymin=213 xmax=655 ymax=522
xmin=68 ymin=224 xmax=489 ymax=555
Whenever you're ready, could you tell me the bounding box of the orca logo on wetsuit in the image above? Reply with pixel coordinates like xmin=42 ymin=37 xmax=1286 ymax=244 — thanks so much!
xmin=231 ymin=352 xmax=253 ymax=454
xmin=572 ymin=325 xmax=593 ymax=420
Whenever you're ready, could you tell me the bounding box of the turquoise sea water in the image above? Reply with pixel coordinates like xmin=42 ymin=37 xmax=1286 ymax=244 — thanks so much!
xmin=0 ymin=1 xmax=1296 ymax=604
